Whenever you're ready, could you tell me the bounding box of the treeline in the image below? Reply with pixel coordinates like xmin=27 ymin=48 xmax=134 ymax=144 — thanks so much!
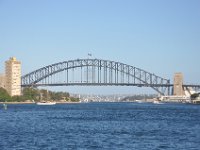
xmin=0 ymin=87 xmax=79 ymax=102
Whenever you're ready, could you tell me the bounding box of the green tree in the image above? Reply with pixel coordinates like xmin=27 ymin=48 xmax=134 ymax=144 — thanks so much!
xmin=0 ymin=87 xmax=11 ymax=102
xmin=69 ymin=97 xmax=79 ymax=102
xmin=22 ymin=87 xmax=40 ymax=100
xmin=12 ymin=95 xmax=25 ymax=102
xmin=0 ymin=87 xmax=77 ymax=102
xmin=48 ymin=91 xmax=70 ymax=101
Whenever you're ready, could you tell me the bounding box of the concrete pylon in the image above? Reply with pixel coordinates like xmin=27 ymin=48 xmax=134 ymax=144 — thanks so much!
xmin=173 ymin=73 xmax=184 ymax=96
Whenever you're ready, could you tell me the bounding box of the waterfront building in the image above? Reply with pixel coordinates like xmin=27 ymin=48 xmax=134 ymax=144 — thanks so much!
xmin=5 ymin=57 xmax=21 ymax=96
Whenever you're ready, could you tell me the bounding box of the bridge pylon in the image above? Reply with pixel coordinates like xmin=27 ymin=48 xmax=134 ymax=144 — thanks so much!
xmin=173 ymin=73 xmax=184 ymax=96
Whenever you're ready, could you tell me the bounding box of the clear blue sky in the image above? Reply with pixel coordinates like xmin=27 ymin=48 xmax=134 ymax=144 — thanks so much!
xmin=0 ymin=0 xmax=200 ymax=94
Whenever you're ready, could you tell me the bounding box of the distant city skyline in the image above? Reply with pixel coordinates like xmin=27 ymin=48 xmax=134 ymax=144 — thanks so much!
xmin=0 ymin=0 xmax=200 ymax=94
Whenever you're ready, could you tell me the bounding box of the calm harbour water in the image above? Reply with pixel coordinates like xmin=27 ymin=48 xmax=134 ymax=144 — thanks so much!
xmin=0 ymin=102 xmax=200 ymax=150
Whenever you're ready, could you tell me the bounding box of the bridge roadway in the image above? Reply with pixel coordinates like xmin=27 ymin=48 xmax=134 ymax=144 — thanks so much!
xmin=21 ymin=83 xmax=172 ymax=87
xmin=21 ymin=83 xmax=200 ymax=88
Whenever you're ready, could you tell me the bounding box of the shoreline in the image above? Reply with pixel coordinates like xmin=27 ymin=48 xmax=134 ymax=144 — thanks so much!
xmin=0 ymin=101 xmax=80 ymax=104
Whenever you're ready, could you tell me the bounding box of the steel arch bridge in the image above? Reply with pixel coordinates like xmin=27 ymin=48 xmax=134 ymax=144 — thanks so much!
xmin=21 ymin=58 xmax=171 ymax=95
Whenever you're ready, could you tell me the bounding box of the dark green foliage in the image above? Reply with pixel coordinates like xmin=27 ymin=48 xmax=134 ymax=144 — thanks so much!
xmin=69 ymin=97 xmax=79 ymax=102
xmin=49 ymin=91 xmax=70 ymax=101
xmin=0 ymin=87 xmax=11 ymax=102
xmin=0 ymin=87 xmax=78 ymax=102
xmin=12 ymin=96 xmax=25 ymax=102
xmin=22 ymin=88 xmax=73 ymax=102
xmin=22 ymin=88 xmax=40 ymax=101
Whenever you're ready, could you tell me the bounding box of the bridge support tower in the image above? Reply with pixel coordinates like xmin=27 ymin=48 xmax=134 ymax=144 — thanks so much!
xmin=173 ymin=73 xmax=184 ymax=96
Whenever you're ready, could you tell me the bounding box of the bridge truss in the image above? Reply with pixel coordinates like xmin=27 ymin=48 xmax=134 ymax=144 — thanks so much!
xmin=21 ymin=58 xmax=171 ymax=95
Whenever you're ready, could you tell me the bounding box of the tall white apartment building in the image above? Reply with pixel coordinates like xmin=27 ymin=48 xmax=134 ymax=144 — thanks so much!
xmin=5 ymin=57 xmax=21 ymax=96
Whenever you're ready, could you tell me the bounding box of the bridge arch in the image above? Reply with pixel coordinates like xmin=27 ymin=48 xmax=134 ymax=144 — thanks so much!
xmin=21 ymin=58 xmax=170 ymax=95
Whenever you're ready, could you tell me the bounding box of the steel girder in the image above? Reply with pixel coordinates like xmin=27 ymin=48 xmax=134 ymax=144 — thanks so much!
xmin=21 ymin=58 xmax=170 ymax=95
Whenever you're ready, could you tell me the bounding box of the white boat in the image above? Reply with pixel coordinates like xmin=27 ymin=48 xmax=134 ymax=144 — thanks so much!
xmin=135 ymin=100 xmax=145 ymax=103
xmin=36 ymin=101 xmax=56 ymax=105
xmin=153 ymin=100 xmax=163 ymax=104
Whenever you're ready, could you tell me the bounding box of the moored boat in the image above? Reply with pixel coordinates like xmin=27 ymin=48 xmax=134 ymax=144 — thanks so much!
xmin=135 ymin=100 xmax=145 ymax=103
xmin=153 ymin=100 xmax=163 ymax=104
xmin=36 ymin=101 xmax=56 ymax=105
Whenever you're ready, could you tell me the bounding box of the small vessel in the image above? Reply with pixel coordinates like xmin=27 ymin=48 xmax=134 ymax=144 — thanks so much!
xmin=36 ymin=101 xmax=56 ymax=105
xmin=135 ymin=100 xmax=145 ymax=103
xmin=153 ymin=100 xmax=163 ymax=104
